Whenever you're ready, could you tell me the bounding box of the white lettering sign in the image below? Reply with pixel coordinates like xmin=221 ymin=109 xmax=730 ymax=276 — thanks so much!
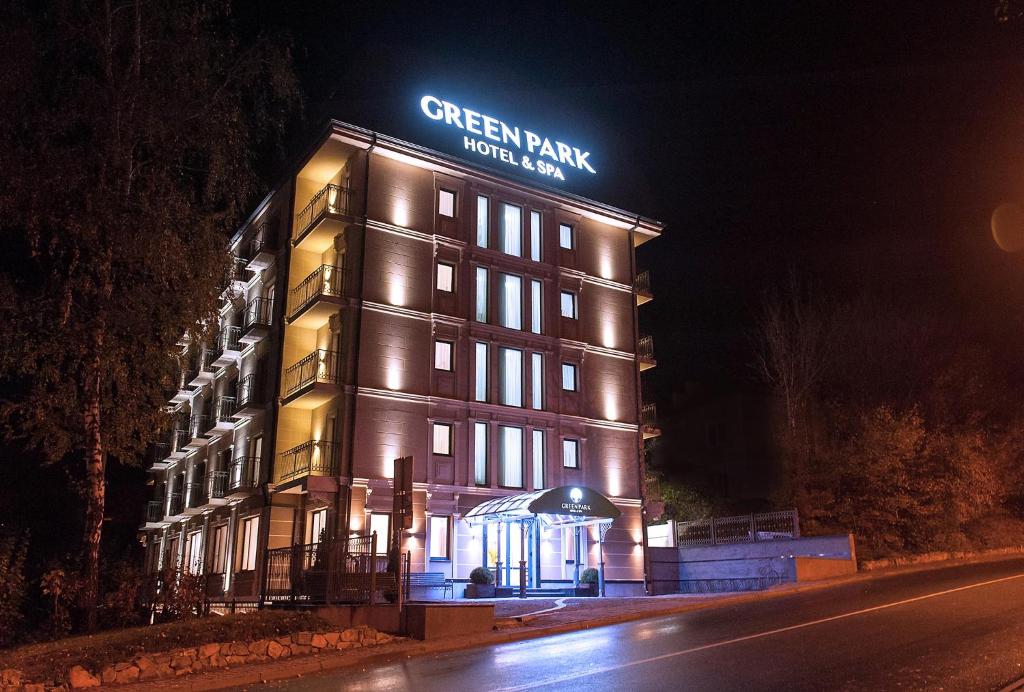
xmin=420 ymin=95 xmax=597 ymax=182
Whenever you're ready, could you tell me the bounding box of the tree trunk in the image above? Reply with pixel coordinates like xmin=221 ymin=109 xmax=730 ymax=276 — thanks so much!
xmin=82 ymin=341 xmax=105 ymax=632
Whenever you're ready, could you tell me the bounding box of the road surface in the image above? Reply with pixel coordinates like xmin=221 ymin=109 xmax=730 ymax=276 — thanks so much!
xmin=250 ymin=558 xmax=1024 ymax=691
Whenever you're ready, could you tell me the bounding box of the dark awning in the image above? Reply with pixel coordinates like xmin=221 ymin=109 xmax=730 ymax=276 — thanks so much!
xmin=464 ymin=486 xmax=621 ymax=528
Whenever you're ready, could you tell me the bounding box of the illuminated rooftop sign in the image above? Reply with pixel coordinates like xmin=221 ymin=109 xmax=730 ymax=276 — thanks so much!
xmin=419 ymin=95 xmax=596 ymax=183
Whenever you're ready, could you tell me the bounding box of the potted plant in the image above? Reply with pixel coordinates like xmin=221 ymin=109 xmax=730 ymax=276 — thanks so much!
xmin=464 ymin=566 xmax=495 ymax=598
xmin=576 ymin=567 xmax=599 ymax=596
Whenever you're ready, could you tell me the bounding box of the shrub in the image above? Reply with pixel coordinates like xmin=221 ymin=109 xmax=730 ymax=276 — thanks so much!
xmin=469 ymin=566 xmax=494 ymax=585
xmin=0 ymin=531 xmax=28 ymax=647
xmin=580 ymin=567 xmax=599 ymax=584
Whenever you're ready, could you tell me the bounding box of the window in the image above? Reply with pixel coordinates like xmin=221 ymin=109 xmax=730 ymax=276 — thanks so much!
xmin=432 ymin=422 xmax=453 ymax=455
xmin=309 ymin=509 xmax=328 ymax=545
xmin=561 ymin=363 xmax=578 ymax=391
xmin=436 ymin=262 xmax=454 ymax=292
xmin=474 ymin=422 xmax=488 ymax=485
xmin=474 ymin=342 xmax=488 ymax=402
xmin=532 ymin=429 xmax=545 ymax=489
xmin=562 ymin=439 xmax=580 ymax=469
xmin=499 ymin=347 xmax=523 ymax=407
xmin=475 ymin=267 xmax=488 ymax=322
xmin=210 ymin=524 xmax=227 ymax=573
xmin=531 ymin=353 xmax=543 ymax=409
xmin=434 ymin=341 xmax=453 ymax=371
xmin=185 ymin=530 xmax=203 ymax=575
xmin=439 ymin=189 xmax=455 ymax=217
xmin=239 ymin=516 xmax=259 ymax=571
xmin=500 ymin=203 xmax=522 ymax=256
xmin=476 ymin=195 xmax=489 ymax=247
xmin=369 ymin=513 xmax=390 ymax=550
xmin=530 ymin=211 xmax=542 ymax=261
xmin=499 ymin=273 xmax=522 ymax=329
xmin=559 ymin=223 xmax=574 ymax=249
xmin=560 ymin=290 xmax=577 ymax=319
xmin=499 ymin=426 xmax=524 ymax=488
xmin=530 ymin=280 xmax=542 ymax=334
xmin=428 ymin=516 xmax=450 ymax=560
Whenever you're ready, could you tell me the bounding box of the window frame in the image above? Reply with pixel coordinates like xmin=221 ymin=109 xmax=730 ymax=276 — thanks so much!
xmin=432 ymin=422 xmax=453 ymax=456
xmin=559 ymin=222 xmax=574 ymax=250
xmin=475 ymin=267 xmax=489 ymax=322
xmin=561 ymin=362 xmax=578 ymax=392
xmin=476 ymin=195 xmax=489 ymax=247
xmin=562 ymin=438 xmax=580 ymax=469
xmin=498 ymin=425 xmax=525 ymax=489
xmin=434 ymin=340 xmax=454 ymax=371
xmin=531 ymin=352 xmax=543 ymax=410
xmin=532 ymin=429 xmax=545 ymax=490
xmin=500 ymin=202 xmax=523 ymax=257
xmin=530 ymin=211 xmax=542 ymax=262
xmin=560 ymin=290 xmax=578 ymax=319
xmin=439 ymin=189 xmax=456 ymax=218
xmin=498 ymin=272 xmax=523 ymax=330
xmin=239 ymin=516 xmax=259 ymax=572
xmin=499 ymin=346 xmax=524 ymax=407
xmin=210 ymin=524 xmax=227 ymax=574
xmin=474 ymin=421 xmax=488 ymax=486
xmin=436 ymin=262 xmax=455 ymax=293
xmin=474 ymin=342 xmax=488 ymax=402
xmin=428 ymin=515 xmax=451 ymax=561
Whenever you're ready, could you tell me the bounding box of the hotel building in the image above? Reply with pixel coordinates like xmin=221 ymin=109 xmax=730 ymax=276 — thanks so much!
xmin=140 ymin=120 xmax=662 ymax=600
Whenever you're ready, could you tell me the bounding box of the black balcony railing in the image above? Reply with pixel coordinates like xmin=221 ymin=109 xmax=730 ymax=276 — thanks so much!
xmin=638 ymin=335 xmax=655 ymax=364
xmin=246 ymin=221 xmax=273 ymax=261
xmin=213 ymin=395 xmax=236 ymax=424
xmin=147 ymin=442 xmax=170 ymax=467
xmin=237 ymin=373 xmax=263 ymax=409
xmin=244 ymin=297 xmax=273 ymax=331
xmin=295 ymin=184 xmax=352 ymax=239
xmin=166 ymin=491 xmax=183 ymax=517
xmin=289 ymin=264 xmax=344 ymax=320
xmin=227 ymin=255 xmax=248 ymax=283
xmin=207 ymin=470 xmax=228 ymax=500
xmin=146 ymin=500 xmax=164 ymax=523
xmin=279 ymin=440 xmax=339 ymax=481
xmin=196 ymin=348 xmax=215 ymax=374
xmin=185 ymin=481 xmax=207 ymax=509
xmin=641 ymin=403 xmax=659 ymax=431
xmin=284 ymin=350 xmax=339 ymax=397
xmin=167 ymin=427 xmax=189 ymax=454
xmin=229 ymin=456 xmax=260 ymax=491
xmin=634 ymin=270 xmax=652 ymax=298
xmin=212 ymin=326 xmax=241 ymax=359
xmin=188 ymin=415 xmax=209 ymax=440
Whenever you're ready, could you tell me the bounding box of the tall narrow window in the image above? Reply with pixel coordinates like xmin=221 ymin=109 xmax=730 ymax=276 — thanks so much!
xmin=439 ymin=189 xmax=455 ymax=217
xmin=474 ymin=342 xmax=488 ymax=402
xmin=432 ymin=423 xmax=453 ymax=455
xmin=499 ymin=426 xmax=524 ymax=488
xmin=501 ymin=203 xmax=522 ymax=256
xmin=530 ymin=211 xmax=542 ymax=261
xmin=436 ymin=262 xmax=454 ymax=292
xmin=475 ymin=267 xmax=488 ymax=322
xmin=210 ymin=524 xmax=227 ymax=573
xmin=530 ymin=280 xmax=542 ymax=334
xmin=309 ymin=509 xmax=328 ymax=545
xmin=561 ymin=363 xmax=578 ymax=391
xmin=559 ymin=223 xmax=574 ymax=249
xmin=428 ymin=516 xmax=451 ymax=559
xmin=476 ymin=195 xmax=489 ymax=247
xmin=185 ymin=530 xmax=203 ymax=575
xmin=531 ymin=353 xmax=543 ymax=409
xmin=562 ymin=439 xmax=580 ymax=469
xmin=532 ymin=429 xmax=545 ymax=489
xmin=560 ymin=290 xmax=578 ymax=319
xmin=434 ymin=341 xmax=453 ymax=371
xmin=499 ymin=273 xmax=522 ymax=329
xmin=474 ymin=422 xmax=488 ymax=485
xmin=239 ymin=516 xmax=259 ymax=571
xmin=499 ymin=347 xmax=523 ymax=407
xmin=369 ymin=513 xmax=391 ymax=551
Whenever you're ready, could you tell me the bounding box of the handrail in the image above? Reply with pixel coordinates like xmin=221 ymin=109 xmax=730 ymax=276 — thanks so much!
xmin=244 ymin=296 xmax=273 ymax=330
xmin=634 ymin=270 xmax=652 ymax=295
xmin=213 ymin=396 xmax=236 ymax=424
xmin=206 ymin=470 xmax=228 ymax=499
xmin=188 ymin=415 xmax=208 ymax=439
xmin=146 ymin=501 xmax=164 ymax=523
xmin=638 ymin=335 xmax=655 ymax=361
xmin=218 ymin=326 xmax=241 ymax=353
xmin=295 ymin=184 xmax=351 ymax=238
xmin=283 ymin=349 xmax=339 ymax=396
xmin=641 ymin=403 xmax=658 ymax=428
xmin=185 ymin=481 xmax=207 ymax=508
xmin=237 ymin=373 xmax=262 ymax=408
xmin=230 ymin=455 xmax=260 ymax=490
xmin=279 ymin=440 xmax=339 ymax=481
xmin=289 ymin=264 xmax=344 ymax=319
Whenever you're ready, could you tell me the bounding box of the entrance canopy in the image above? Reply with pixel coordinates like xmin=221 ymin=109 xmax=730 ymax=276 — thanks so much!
xmin=464 ymin=486 xmax=621 ymax=528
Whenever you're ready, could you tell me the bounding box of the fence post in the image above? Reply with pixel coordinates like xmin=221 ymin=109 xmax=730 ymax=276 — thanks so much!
xmin=369 ymin=532 xmax=377 ymax=606
xmin=793 ymin=509 xmax=801 ymax=539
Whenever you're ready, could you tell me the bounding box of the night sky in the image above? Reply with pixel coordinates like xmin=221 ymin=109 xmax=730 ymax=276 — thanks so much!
xmin=249 ymin=1 xmax=1024 ymax=412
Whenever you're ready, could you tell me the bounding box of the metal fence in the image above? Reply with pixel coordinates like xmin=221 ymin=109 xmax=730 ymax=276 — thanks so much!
xmin=677 ymin=509 xmax=800 ymax=547
xmin=263 ymin=533 xmax=397 ymax=605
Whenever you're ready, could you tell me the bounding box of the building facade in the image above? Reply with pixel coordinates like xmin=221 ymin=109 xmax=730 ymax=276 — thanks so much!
xmin=141 ymin=121 xmax=662 ymax=600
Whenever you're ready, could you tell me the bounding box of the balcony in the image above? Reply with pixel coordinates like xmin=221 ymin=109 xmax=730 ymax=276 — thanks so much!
xmin=186 ymin=349 xmax=215 ymax=388
xmin=282 ymin=349 xmax=340 ymax=409
xmin=278 ymin=440 xmax=339 ymax=483
xmin=183 ymin=415 xmax=211 ymax=449
xmin=246 ymin=222 xmax=275 ymax=271
xmin=206 ymin=470 xmax=229 ymax=505
xmin=235 ymin=373 xmax=265 ymax=417
xmin=638 ymin=335 xmax=656 ymax=371
xmin=293 ymin=184 xmax=353 ymax=253
xmin=211 ymin=326 xmax=242 ymax=367
xmin=223 ymin=255 xmax=249 ymax=300
xmin=288 ymin=264 xmax=344 ymax=329
xmin=227 ymin=456 xmax=260 ymax=497
xmin=240 ymin=297 xmax=273 ymax=344
xmin=184 ymin=481 xmax=207 ymax=513
xmin=641 ymin=403 xmax=661 ymax=440
xmin=145 ymin=442 xmax=170 ymax=470
xmin=634 ymin=270 xmax=653 ymax=306
xmin=144 ymin=500 xmax=166 ymax=527
xmin=210 ymin=395 xmax=237 ymax=431
xmin=165 ymin=491 xmax=184 ymax=519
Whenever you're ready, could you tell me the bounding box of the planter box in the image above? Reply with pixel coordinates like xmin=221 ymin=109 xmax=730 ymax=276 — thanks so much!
xmin=464 ymin=583 xmax=496 ymax=599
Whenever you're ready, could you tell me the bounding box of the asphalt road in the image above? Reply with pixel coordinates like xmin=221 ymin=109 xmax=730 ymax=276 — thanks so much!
xmin=252 ymin=558 xmax=1024 ymax=691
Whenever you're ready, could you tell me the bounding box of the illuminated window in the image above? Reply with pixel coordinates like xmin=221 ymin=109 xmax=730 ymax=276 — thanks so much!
xmin=499 ymin=426 xmax=524 ymax=488
xmin=439 ymin=189 xmax=456 ymax=217
xmin=239 ymin=516 xmax=259 ymax=571
xmin=474 ymin=342 xmax=488 ymax=402
xmin=561 ymin=363 xmax=577 ymax=391
xmin=532 ymin=429 xmax=545 ymax=489
xmin=500 ymin=203 xmax=522 ymax=256
xmin=560 ymin=291 xmax=577 ymax=319
xmin=428 ymin=516 xmax=450 ymax=560
xmin=369 ymin=513 xmax=390 ymax=550
xmin=432 ymin=422 xmax=453 ymax=455
xmin=309 ymin=508 xmax=328 ymax=545
xmin=531 ymin=352 xmax=543 ymax=409
xmin=530 ymin=280 xmax=542 ymax=334
xmin=562 ymin=439 xmax=580 ymax=469
xmin=476 ymin=195 xmax=489 ymax=247
xmin=499 ymin=347 xmax=523 ymax=407
xmin=475 ymin=267 xmax=488 ymax=322
xmin=530 ymin=211 xmax=542 ymax=261
xmin=499 ymin=273 xmax=522 ymax=329
xmin=434 ymin=341 xmax=453 ymax=371
xmin=210 ymin=524 xmax=227 ymax=573
xmin=436 ymin=262 xmax=454 ymax=292
xmin=559 ymin=223 xmax=574 ymax=249
xmin=185 ymin=530 xmax=203 ymax=575
xmin=474 ymin=421 xmax=488 ymax=485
